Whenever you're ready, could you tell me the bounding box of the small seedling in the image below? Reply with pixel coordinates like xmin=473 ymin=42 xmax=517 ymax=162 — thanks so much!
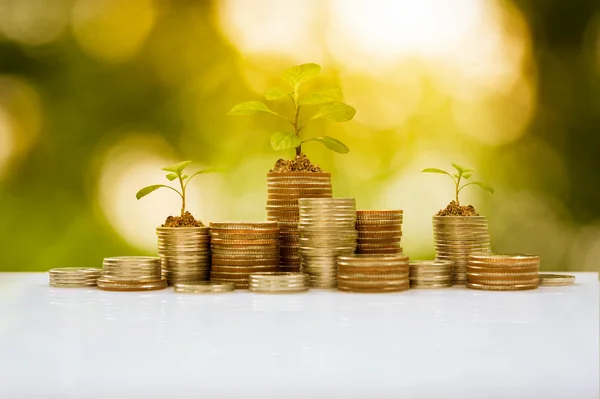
xmin=136 ymin=161 xmax=218 ymax=218
xmin=422 ymin=163 xmax=494 ymax=205
xmin=227 ymin=63 xmax=355 ymax=157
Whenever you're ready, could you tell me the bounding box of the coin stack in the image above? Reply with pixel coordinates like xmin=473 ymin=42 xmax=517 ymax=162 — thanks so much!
xmin=48 ymin=267 xmax=101 ymax=288
xmin=157 ymin=226 xmax=211 ymax=285
xmin=209 ymin=221 xmax=280 ymax=289
xmin=356 ymin=210 xmax=403 ymax=254
xmin=266 ymin=172 xmax=333 ymax=273
xmin=174 ymin=281 xmax=235 ymax=293
xmin=97 ymin=256 xmax=167 ymax=291
xmin=337 ymin=254 xmax=410 ymax=293
xmin=466 ymin=254 xmax=540 ymax=291
xmin=298 ymin=198 xmax=357 ymax=288
xmin=249 ymin=272 xmax=310 ymax=293
xmin=408 ymin=260 xmax=454 ymax=289
xmin=433 ymin=216 xmax=491 ymax=284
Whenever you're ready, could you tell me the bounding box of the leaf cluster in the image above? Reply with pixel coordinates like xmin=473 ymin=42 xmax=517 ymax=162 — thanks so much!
xmin=228 ymin=63 xmax=355 ymax=154
xmin=422 ymin=163 xmax=494 ymax=203
xmin=136 ymin=161 xmax=219 ymax=207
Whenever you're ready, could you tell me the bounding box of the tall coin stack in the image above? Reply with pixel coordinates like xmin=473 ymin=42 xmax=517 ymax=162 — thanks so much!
xmin=467 ymin=254 xmax=540 ymax=291
xmin=209 ymin=221 xmax=280 ymax=289
xmin=298 ymin=198 xmax=357 ymax=288
xmin=433 ymin=216 xmax=491 ymax=284
xmin=97 ymin=256 xmax=167 ymax=291
xmin=266 ymin=172 xmax=333 ymax=272
xmin=408 ymin=260 xmax=454 ymax=289
xmin=156 ymin=227 xmax=211 ymax=285
xmin=356 ymin=210 xmax=403 ymax=254
xmin=337 ymin=254 xmax=410 ymax=293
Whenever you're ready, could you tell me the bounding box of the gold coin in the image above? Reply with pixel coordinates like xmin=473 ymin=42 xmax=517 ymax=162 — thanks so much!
xmin=538 ymin=274 xmax=575 ymax=286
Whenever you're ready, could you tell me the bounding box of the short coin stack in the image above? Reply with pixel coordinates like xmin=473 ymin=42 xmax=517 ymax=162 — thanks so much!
xmin=356 ymin=210 xmax=403 ymax=254
xmin=174 ymin=281 xmax=235 ymax=293
xmin=298 ymin=198 xmax=357 ymax=288
xmin=409 ymin=260 xmax=454 ymax=288
xmin=433 ymin=216 xmax=491 ymax=284
xmin=157 ymin=226 xmax=211 ymax=285
xmin=209 ymin=221 xmax=280 ymax=289
xmin=337 ymin=254 xmax=410 ymax=293
xmin=266 ymin=172 xmax=333 ymax=272
xmin=466 ymin=254 xmax=540 ymax=291
xmin=48 ymin=267 xmax=101 ymax=288
xmin=249 ymin=272 xmax=310 ymax=293
xmin=97 ymin=256 xmax=167 ymax=291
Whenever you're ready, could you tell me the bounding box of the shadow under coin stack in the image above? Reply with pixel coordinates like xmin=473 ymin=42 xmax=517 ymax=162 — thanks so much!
xmin=337 ymin=254 xmax=410 ymax=293
xmin=249 ymin=272 xmax=310 ymax=293
xmin=48 ymin=267 xmax=101 ymax=288
xmin=433 ymin=216 xmax=491 ymax=284
xmin=466 ymin=254 xmax=540 ymax=291
xmin=298 ymin=198 xmax=357 ymax=288
xmin=97 ymin=256 xmax=167 ymax=291
xmin=266 ymin=172 xmax=333 ymax=273
xmin=408 ymin=260 xmax=454 ymax=288
xmin=209 ymin=222 xmax=280 ymax=289
xmin=356 ymin=210 xmax=403 ymax=254
xmin=156 ymin=226 xmax=211 ymax=285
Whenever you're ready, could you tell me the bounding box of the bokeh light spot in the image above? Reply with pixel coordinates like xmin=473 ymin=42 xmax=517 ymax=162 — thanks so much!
xmin=0 ymin=0 xmax=70 ymax=45
xmin=72 ymin=0 xmax=156 ymax=63
xmin=0 ymin=75 xmax=42 ymax=178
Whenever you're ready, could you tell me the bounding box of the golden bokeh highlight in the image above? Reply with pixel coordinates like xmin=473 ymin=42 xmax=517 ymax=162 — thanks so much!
xmin=72 ymin=0 xmax=156 ymax=63
xmin=0 ymin=76 xmax=42 ymax=179
xmin=0 ymin=0 xmax=70 ymax=45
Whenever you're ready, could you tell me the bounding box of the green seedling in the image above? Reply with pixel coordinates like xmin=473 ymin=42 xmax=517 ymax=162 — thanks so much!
xmin=422 ymin=163 xmax=494 ymax=205
xmin=228 ymin=63 xmax=355 ymax=156
xmin=136 ymin=161 xmax=218 ymax=217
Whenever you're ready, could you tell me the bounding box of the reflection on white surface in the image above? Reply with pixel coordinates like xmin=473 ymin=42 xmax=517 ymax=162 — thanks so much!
xmin=0 ymin=273 xmax=597 ymax=398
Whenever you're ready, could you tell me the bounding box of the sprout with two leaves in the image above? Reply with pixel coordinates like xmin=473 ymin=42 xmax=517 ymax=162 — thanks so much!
xmin=422 ymin=163 xmax=494 ymax=206
xmin=136 ymin=161 xmax=218 ymax=224
xmin=228 ymin=63 xmax=355 ymax=157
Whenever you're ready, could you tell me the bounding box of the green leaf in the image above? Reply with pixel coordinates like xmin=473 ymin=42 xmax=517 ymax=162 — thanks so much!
xmin=282 ymin=63 xmax=321 ymax=87
xmin=270 ymin=131 xmax=302 ymax=151
xmin=422 ymin=168 xmax=451 ymax=175
xmin=136 ymin=185 xmax=172 ymax=200
xmin=299 ymin=86 xmax=343 ymax=105
xmin=462 ymin=173 xmax=472 ymax=179
xmin=162 ymin=160 xmax=191 ymax=174
xmin=471 ymin=182 xmax=495 ymax=194
xmin=227 ymin=101 xmax=272 ymax=115
xmin=452 ymin=163 xmax=475 ymax=174
xmin=165 ymin=173 xmax=178 ymax=181
xmin=181 ymin=174 xmax=188 ymax=181
xmin=303 ymin=136 xmax=349 ymax=154
xmin=265 ymin=87 xmax=289 ymax=101
xmin=454 ymin=173 xmax=460 ymax=179
xmin=313 ymin=102 xmax=356 ymax=122
xmin=184 ymin=168 xmax=224 ymax=188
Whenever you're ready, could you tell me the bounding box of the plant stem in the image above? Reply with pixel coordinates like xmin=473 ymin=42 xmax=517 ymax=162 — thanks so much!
xmin=179 ymin=176 xmax=186 ymax=217
xmin=293 ymin=96 xmax=302 ymax=156
xmin=455 ymin=174 xmax=461 ymax=205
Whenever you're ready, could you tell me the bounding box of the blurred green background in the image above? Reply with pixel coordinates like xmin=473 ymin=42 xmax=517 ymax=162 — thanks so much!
xmin=0 ymin=0 xmax=599 ymax=272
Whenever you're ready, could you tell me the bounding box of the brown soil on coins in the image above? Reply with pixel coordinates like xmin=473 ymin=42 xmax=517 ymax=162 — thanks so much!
xmin=162 ymin=211 xmax=204 ymax=227
xmin=270 ymin=153 xmax=323 ymax=173
xmin=436 ymin=201 xmax=479 ymax=216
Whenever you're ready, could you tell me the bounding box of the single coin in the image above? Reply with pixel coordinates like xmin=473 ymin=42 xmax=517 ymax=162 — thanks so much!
xmin=97 ymin=278 xmax=167 ymax=291
xmin=410 ymin=282 xmax=454 ymax=289
xmin=468 ymin=253 xmax=540 ymax=263
xmin=538 ymin=274 xmax=575 ymax=286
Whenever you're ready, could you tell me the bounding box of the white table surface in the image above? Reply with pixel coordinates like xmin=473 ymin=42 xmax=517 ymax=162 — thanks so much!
xmin=0 ymin=272 xmax=598 ymax=399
